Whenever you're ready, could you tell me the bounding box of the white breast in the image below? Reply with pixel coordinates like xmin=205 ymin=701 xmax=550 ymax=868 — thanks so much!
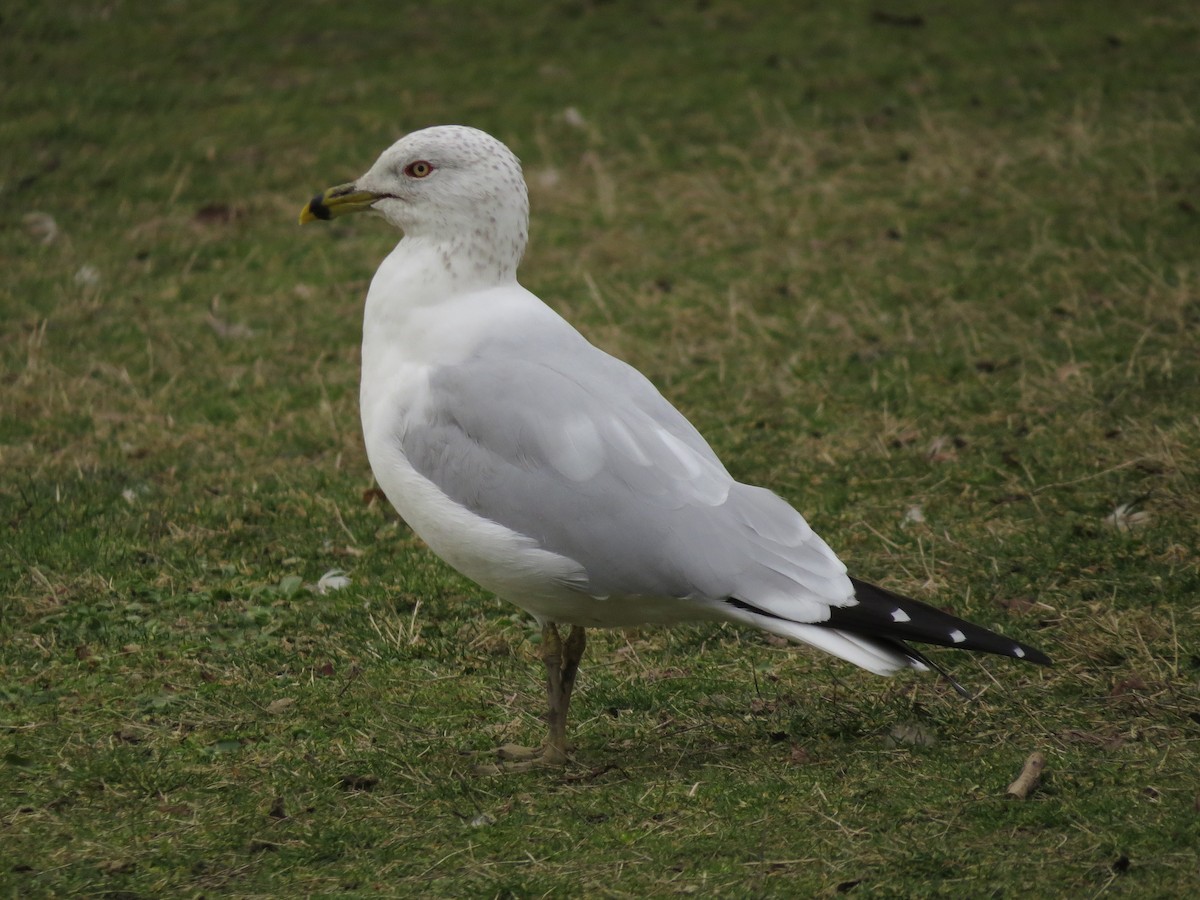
xmin=357 ymin=264 xmax=592 ymax=618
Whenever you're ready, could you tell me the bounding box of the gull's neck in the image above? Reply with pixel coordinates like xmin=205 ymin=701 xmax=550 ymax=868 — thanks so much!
xmin=367 ymin=232 xmax=520 ymax=314
xmin=360 ymin=230 xmax=530 ymax=381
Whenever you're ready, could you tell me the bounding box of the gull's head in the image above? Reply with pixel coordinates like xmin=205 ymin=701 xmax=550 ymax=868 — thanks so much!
xmin=300 ymin=125 xmax=530 ymax=277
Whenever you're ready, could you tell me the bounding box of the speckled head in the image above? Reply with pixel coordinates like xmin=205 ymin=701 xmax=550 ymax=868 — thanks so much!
xmin=307 ymin=126 xmax=531 ymax=280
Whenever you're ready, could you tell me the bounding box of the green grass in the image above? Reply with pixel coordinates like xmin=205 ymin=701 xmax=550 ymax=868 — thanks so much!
xmin=3 ymin=0 xmax=1199 ymax=895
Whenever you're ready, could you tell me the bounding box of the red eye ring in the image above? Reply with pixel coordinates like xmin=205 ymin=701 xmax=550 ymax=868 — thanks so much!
xmin=404 ymin=160 xmax=434 ymax=178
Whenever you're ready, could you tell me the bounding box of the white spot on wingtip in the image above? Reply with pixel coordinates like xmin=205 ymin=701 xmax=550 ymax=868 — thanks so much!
xmin=891 ymin=608 xmax=911 ymax=623
xmin=949 ymin=629 xmax=967 ymax=643
xmin=1014 ymin=646 xmax=1026 ymax=658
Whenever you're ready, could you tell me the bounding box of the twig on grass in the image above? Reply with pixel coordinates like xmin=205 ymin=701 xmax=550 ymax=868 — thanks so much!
xmin=1006 ymin=751 xmax=1047 ymax=799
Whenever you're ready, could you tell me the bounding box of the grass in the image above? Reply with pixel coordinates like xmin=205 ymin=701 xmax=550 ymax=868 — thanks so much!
xmin=3 ymin=0 xmax=1199 ymax=895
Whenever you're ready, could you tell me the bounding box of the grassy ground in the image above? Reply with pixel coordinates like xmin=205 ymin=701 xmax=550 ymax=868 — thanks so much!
xmin=3 ymin=0 xmax=1199 ymax=895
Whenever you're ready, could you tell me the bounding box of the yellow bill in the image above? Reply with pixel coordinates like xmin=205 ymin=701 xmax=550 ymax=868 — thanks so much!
xmin=298 ymin=183 xmax=382 ymax=224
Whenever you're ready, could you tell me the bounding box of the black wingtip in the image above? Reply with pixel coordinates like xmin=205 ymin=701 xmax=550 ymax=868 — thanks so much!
xmin=1009 ymin=642 xmax=1053 ymax=667
xmin=833 ymin=577 xmax=1053 ymax=666
xmin=884 ymin=639 xmax=976 ymax=698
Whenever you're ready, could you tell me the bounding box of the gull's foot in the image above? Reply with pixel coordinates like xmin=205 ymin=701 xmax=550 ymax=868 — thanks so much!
xmin=470 ymin=742 xmax=571 ymax=775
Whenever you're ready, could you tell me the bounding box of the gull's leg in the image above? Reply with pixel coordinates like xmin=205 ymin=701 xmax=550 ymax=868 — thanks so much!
xmin=543 ymin=624 xmax=587 ymax=764
xmin=475 ymin=622 xmax=587 ymax=774
xmin=539 ymin=622 xmax=568 ymax=764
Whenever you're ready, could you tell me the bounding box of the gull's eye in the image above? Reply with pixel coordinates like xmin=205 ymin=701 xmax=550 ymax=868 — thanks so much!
xmin=404 ymin=160 xmax=434 ymax=178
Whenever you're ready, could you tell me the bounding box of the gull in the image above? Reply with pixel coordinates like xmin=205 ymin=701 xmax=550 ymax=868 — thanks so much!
xmin=299 ymin=125 xmax=1051 ymax=771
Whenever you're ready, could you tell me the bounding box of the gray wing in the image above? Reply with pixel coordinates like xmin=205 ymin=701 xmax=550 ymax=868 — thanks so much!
xmin=397 ymin=324 xmax=852 ymax=618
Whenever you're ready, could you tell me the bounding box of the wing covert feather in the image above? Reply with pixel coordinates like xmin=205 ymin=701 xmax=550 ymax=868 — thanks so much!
xmin=396 ymin=328 xmax=852 ymax=612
